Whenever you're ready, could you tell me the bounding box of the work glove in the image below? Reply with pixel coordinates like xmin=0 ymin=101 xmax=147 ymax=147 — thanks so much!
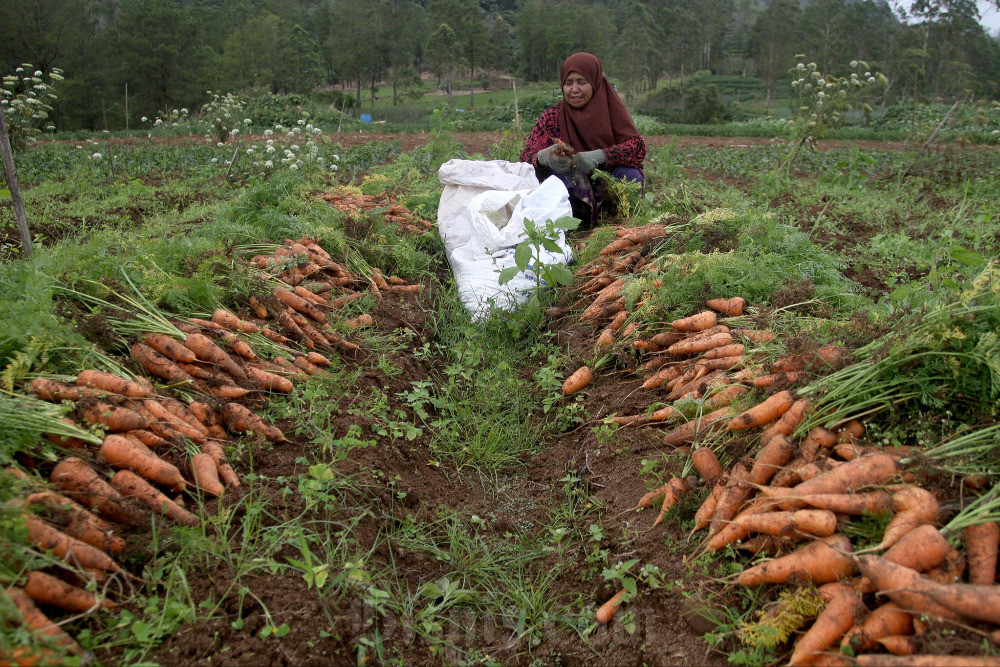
xmin=572 ymin=149 xmax=605 ymax=175
xmin=536 ymin=143 xmax=572 ymax=174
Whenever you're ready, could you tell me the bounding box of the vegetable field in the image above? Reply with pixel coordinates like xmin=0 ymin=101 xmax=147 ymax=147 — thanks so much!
xmin=2 ymin=130 xmax=1000 ymax=666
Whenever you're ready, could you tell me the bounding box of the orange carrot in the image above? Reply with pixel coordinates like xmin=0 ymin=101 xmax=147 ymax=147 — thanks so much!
xmin=704 ymin=384 xmax=748 ymax=409
xmin=920 ymin=581 xmax=1000 ymax=625
xmin=131 ymin=342 xmax=196 ymax=384
xmin=323 ymin=329 xmax=360 ymax=351
xmin=140 ymin=399 xmax=207 ymax=443
xmin=794 ymin=490 xmax=893 ymax=516
xmin=748 ymin=434 xmax=797 ymax=486
xmin=708 ymin=460 xmax=753 ymax=537
xmin=562 ymin=365 xmax=593 ymax=395
xmin=25 ymin=491 xmax=124 ymax=555
xmin=75 ymin=370 xmax=153 ymax=398
xmin=274 ymin=287 xmax=326 ymax=322
xmin=595 ymin=587 xmax=628 ymax=624
xmin=649 ymin=330 xmax=684 ymax=348
xmin=221 ymin=402 xmax=285 ymax=443
xmin=800 ymin=426 xmax=837 ymax=462
xmin=867 ymin=486 xmax=939 ymax=552
xmin=736 ymin=535 xmax=856 ymax=586
xmin=344 ymin=313 xmax=374 ymax=328
xmin=331 ymin=291 xmax=367 ymax=309
xmin=77 ymin=400 xmax=149 ymax=432
xmin=788 ymin=583 xmax=862 ymax=666
xmin=390 ymin=283 xmax=423 ymax=294
xmin=23 ymin=570 xmax=115 ymax=612
xmin=872 ymin=636 xmax=919 ymax=655
xmin=599 ymin=238 xmax=636 ymax=255
xmin=306 ymin=351 xmax=332 ymax=367
xmin=187 ymin=316 xmax=227 ymax=332
xmin=733 ymin=329 xmax=775 ymax=344
xmin=853 ymin=657 xmax=1000 ymax=667
xmin=964 ymin=521 xmax=999 ymax=585
xmin=201 ymin=441 xmax=240 ymax=488
xmin=712 ymin=509 xmax=837 ymax=550
xmin=841 ymin=602 xmax=913 ymax=653
xmin=691 ymin=447 xmax=723 ymax=481
xmin=50 ymin=457 xmax=139 ymax=525
xmin=693 ymin=480 xmax=725 ymax=531
xmin=190 ymin=453 xmax=224 ymax=497
xmin=221 ymin=334 xmax=259 ymax=361
xmin=249 ymin=296 xmax=270 ymax=319
xmin=726 ymin=390 xmax=795 ymax=431
xmin=293 ymin=355 xmax=323 ymax=375
xmin=207 ymin=384 xmax=252 ymax=400
xmin=760 ymin=398 xmax=810 ymax=440
xmin=661 ymin=407 xmax=733 ymax=447
xmin=653 ymin=477 xmax=688 ymax=527
xmin=183 ymin=333 xmax=248 ymax=381
xmin=854 ymin=556 xmax=958 ymax=620
xmin=791 ymin=452 xmax=899 ymax=497
xmin=28 ymin=378 xmax=86 ymax=402
xmin=44 ymin=417 xmax=90 ymax=449
xmin=667 ymin=332 xmax=734 ymax=356
xmin=246 ymin=366 xmax=294 ymax=393
xmin=640 ymin=364 xmax=682 ymax=389
xmin=99 ymin=434 xmax=186 ymax=492
xmin=21 ymin=512 xmax=124 ymax=573
xmin=702 ymin=343 xmax=745 ymax=360
xmin=5 ymin=585 xmax=83 ymax=654
xmin=881 ymin=524 xmax=952 ymax=574
xmin=671 ymin=310 xmax=718 ymax=333
xmin=749 ymin=371 xmax=802 ymax=388
xmin=109 ymin=470 xmax=198 ymax=526
xmin=704 ymin=297 xmax=746 ymax=317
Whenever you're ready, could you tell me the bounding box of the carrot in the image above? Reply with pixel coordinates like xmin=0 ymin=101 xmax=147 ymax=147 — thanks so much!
xmin=791 ymin=452 xmax=899 ymax=497
xmin=331 ymin=291 xmax=368 ymax=309
xmin=853 ymin=657 xmax=1000 ymax=667
xmin=854 ymin=556 xmax=959 ymax=620
xmin=140 ymin=399 xmax=207 ymax=443
xmin=671 ymin=310 xmax=718 ymax=333
xmin=726 ymin=390 xmax=795 ymax=431
xmin=249 ymin=296 xmax=270 ymax=319
xmin=21 ymin=512 xmax=124 ymax=573
xmin=595 ymin=587 xmax=628 ymax=624
xmin=708 ymin=460 xmax=753 ymax=537
xmin=795 ymin=490 xmax=893 ymax=516
xmin=669 ymin=369 xmax=724 ymax=401
xmin=306 ymin=351 xmax=332 ymax=367
xmin=760 ymin=398 xmax=810 ymax=440
xmin=649 ymin=330 xmax=684 ymax=348
xmin=390 ymin=283 xmax=423 ymax=294
xmin=788 ymin=583 xmax=862 ymax=667
xmin=662 ymin=407 xmax=733 ymax=447
xmin=693 ymin=480 xmax=725 ymax=531
xmin=841 ymin=602 xmax=913 ymax=653
xmin=5 ymin=585 xmax=83 ymax=654
xmin=27 ymin=378 xmax=86 ymax=403
xmin=221 ymin=402 xmax=285 ymax=443
xmin=653 ymin=477 xmax=688 ymax=527
xmin=43 ymin=417 xmax=90 ymax=450
xmin=733 ymin=328 xmax=775 ymax=344
xmin=964 ymin=521 xmax=999 ymax=585
xmin=732 ymin=509 xmax=838 ymax=546
xmin=641 ymin=364 xmax=683 ymax=389
xmin=294 ymin=284 xmax=330 ymax=305
xmin=23 ymin=570 xmax=115 ymax=612
xmin=748 ymin=434 xmax=797 ymax=486
xmin=704 ymin=384 xmax=748 ymax=409
xmin=835 ymin=419 xmax=865 ymax=443
xmin=704 ymin=297 xmax=746 ymax=317
xmin=874 ymin=634 xmax=919 ymax=656
xmin=187 ymin=316 xmax=228 ymax=332
xmin=562 ymin=365 xmax=593 ymax=395
xmin=25 ymin=491 xmax=124 ymax=555
xmin=183 ymin=333 xmax=247 ymax=381
xmin=749 ymin=371 xmax=802 ymax=388
xmin=109 ymin=470 xmax=197 ymax=526
xmin=866 ymin=486 xmax=939 ymax=552
xmin=691 ymin=447 xmax=723 ymax=482
xmin=599 ymin=238 xmax=637 ymax=255
xmin=201 ymin=441 xmax=240 ymax=488
xmin=293 ymin=355 xmax=323 ymax=375
xmin=274 ymin=287 xmax=326 ymax=323
xmin=879 ymin=524 xmax=952 ymax=575
xmin=99 ymin=434 xmax=186 ymax=492
xmin=190 ymin=453 xmax=224 ymax=497
xmin=323 ymin=328 xmax=361 ymax=351
xmin=667 ymin=332 xmax=734 ymax=356
xmin=77 ymin=400 xmax=149 ymax=432
xmin=737 ymin=535 xmax=856 ymax=586
xmin=702 ymin=343 xmax=745 ymax=360
xmin=221 ymin=334 xmax=259 ymax=361
xmin=75 ymin=370 xmax=153 ymax=398
xmin=208 ymin=383 xmax=252 ymax=400
xmin=131 ymin=342 xmax=196 ymax=385
xmin=246 ymin=365 xmax=294 ymax=393
xmin=800 ymin=427 xmax=837 ymax=462
xmin=50 ymin=457 xmax=139 ymax=525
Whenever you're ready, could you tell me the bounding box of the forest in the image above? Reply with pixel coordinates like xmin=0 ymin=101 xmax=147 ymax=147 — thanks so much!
xmin=2 ymin=0 xmax=1000 ymax=132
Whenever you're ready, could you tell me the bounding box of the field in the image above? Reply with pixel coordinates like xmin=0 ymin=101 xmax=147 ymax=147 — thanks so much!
xmin=2 ymin=123 xmax=1000 ymax=666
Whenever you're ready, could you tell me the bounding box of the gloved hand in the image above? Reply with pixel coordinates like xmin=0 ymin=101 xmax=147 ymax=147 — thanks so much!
xmin=572 ymin=149 xmax=605 ymax=175
xmin=536 ymin=143 xmax=572 ymax=174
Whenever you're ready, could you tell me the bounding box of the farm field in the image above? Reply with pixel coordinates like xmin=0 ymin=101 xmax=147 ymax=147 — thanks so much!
xmin=2 ymin=126 xmax=1000 ymax=666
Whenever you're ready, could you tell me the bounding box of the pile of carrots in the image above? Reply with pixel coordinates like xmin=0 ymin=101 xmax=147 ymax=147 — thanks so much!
xmin=563 ymin=225 xmax=1000 ymax=663
xmin=4 ymin=235 xmax=428 ymax=660
xmin=321 ymin=189 xmax=434 ymax=235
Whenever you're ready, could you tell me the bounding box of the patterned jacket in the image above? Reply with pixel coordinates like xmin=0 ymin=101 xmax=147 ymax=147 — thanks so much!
xmin=519 ymin=106 xmax=647 ymax=171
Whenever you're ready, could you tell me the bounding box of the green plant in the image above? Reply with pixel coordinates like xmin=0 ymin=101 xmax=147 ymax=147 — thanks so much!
xmin=1 ymin=64 xmax=62 ymax=151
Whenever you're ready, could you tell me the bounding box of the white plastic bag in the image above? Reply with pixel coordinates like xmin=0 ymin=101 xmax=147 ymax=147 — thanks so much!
xmin=437 ymin=159 xmax=574 ymax=320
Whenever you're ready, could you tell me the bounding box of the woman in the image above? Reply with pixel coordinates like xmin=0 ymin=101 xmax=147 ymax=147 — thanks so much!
xmin=520 ymin=52 xmax=646 ymax=225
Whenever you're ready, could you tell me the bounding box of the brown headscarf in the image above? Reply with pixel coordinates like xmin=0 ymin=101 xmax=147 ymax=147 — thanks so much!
xmin=556 ymin=52 xmax=639 ymax=153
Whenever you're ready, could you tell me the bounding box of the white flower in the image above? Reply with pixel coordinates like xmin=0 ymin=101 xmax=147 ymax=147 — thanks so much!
xmin=289 ymin=163 xmax=299 ymax=170
xmin=231 ymin=128 xmax=239 ymax=135
xmin=244 ymin=118 xmax=251 ymax=125
xmin=141 ymin=116 xmax=148 ymax=122
xmin=266 ymin=145 xmax=275 ymax=153
xmin=274 ymin=124 xmax=283 ymax=130
xmin=264 ymin=160 xmax=273 ymax=168
xmin=34 ymin=70 xmax=43 ymax=77
xmin=291 ymin=144 xmax=299 ymax=151
xmin=263 ymin=129 xmax=273 ymax=136
xmin=217 ymin=142 xmax=224 ymax=147
xmin=330 ymin=164 xmax=338 ymax=172
xmin=211 ymin=157 xmax=218 ymax=163
xmin=92 ymin=152 xmax=102 ymax=160
xmin=246 ymin=147 xmax=255 ymax=154
xmin=333 ymin=154 xmax=340 ymax=161
xmin=297 ymin=119 xmax=306 ymax=125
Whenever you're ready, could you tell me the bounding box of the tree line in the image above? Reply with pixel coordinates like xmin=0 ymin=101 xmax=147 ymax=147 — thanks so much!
xmin=1 ymin=0 xmax=998 ymax=131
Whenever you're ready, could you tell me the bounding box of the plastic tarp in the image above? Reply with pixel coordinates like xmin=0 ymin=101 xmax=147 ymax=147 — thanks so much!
xmin=437 ymin=158 xmax=574 ymax=320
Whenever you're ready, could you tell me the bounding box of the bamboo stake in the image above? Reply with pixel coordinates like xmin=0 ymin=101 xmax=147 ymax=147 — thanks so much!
xmin=0 ymin=104 xmax=33 ymax=258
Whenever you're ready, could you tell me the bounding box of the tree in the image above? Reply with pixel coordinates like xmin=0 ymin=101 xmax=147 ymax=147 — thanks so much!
xmin=426 ymin=22 xmax=460 ymax=104
xmin=749 ymin=0 xmax=802 ymax=113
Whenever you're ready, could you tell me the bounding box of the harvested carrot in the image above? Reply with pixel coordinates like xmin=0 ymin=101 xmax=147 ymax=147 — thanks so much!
xmin=704 ymin=384 xmax=748 ymax=409
xmin=275 ymin=287 xmax=326 ymax=322
xmin=599 ymin=238 xmax=636 ymax=255
xmin=110 ymin=470 xmax=197 ymax=526
xmin=853 ymin=656 xmax=1000 ymax=667
xmin=880 ymin=524 xmax=952 ymax=575
xmin=208 ymin=384 xmax=252 ymax=400
xmin=749 ymin=371 xmax=802 ymax=388
xmin=653 ymin=477 xmax=688 ymax=527
xmin=24 ymin=570 xmax=115 ymax=612
xmin=867 ymin=486 xmax=939 ymax=552
xmin=390 ymin=283 xmax=423 ymax=294
xmin=800 ymin=426 xmax=837 ymax=461
xmin=733 ymin=328 xmax=775 ymax=344
xmin=691 ymin=447 xmax=723 ymax=482
xmin=5 ymin=585 xmax=83 ymax=654
xmin=726 ymin=390 xmax=795 ymax=431
xmin=662 ymin=407 xmax=733 ymax=447
xmin=293 ymin=355 xmax=323 ymax=375
xmin=99 ymin=434 xmax=186 ymax=492
xmin=748 ymin=434 xmax=796 ymax=486
xmin=702 ymin=343 xmax=745 ymax=360
xmin=667 ymin=332 xmax=734 ymax=356
xmin=704 ymin=297 xmax=746 ymax=317
xmin=640 ymin=364 xmax=682 ymax=389
xmin=788 ymin=583 xmax=862 ymax=667
xmin=187 ymin=316 xmax=227 ymax=332
xmin=795 ymin=490 xmax=893 ymax=516
xmin=708 ymin=460 xmax=753 ymax=537
xmin=190 ymin=453 xmax=224 ymax=497
xmin=75 ymin=370 xmax=152 ymax=398
xmin=140 ymin=399 xmax=207 ymax=443
xmin=183 ymin=333 xmax=247 ymax=381
xmin=693 ymin=480 xmax=725 ymax=531
xmin=28 ymin=378 xmax=86 ymax=402
xmin=246 ymin=366 xmax=294 ymax=393
xmin=50 ymin=457 xmax=139 ymax=525
xmin=791 ymin=452 xmax=899 ymax=497
xmin=649 ymin=330 xmax=684 ymax=348
xmin=323 ymin=329 xmax=360 ymax=351
xmin=711 ymin=509 xmax=837 ymax=550
xmin=222 ymin=334 xmax=259 ymax=361
xmin=925 ymin=547 xmax=965 ymax=585
xmin=78 ymin=400 xmax=149 ymax=432
xmin=964 ymin=521 xmax=999 ymax=585
xmin=131 ymin=342 xmax=195 ymax=384
xmin=872 ymin=635 xmax=919 ymax=656
xmin=345 ymin=313 xmax=374 ymax=328
xmin=201 ymin=441 xmax=240 ymax=488
xmin=331 ymin=291 xmax=367 ymax=309
xmin=221 ymin=402 xmax=285 ymax=443
xmin=854 ymin=556 xmax=958 ymax=620
xmin=306 ymin=351 xmax=332 ymax=367
xmin=841 ymin=602 xmax=913 ymax=653
xmin=249 ymin=296 xmax=270 ymax=319
xmin=25 ymin=491 xmax=123 ymax=555
xmin=760 ymin=398 xmax=810 ymax=440
xmin=44 ymin=417 xmax=90 ymax=449
xmin=671 ymin=310 xmax=718 ymax=333
xmin=595 ymin=587 xmax=628 ymax=624
xmin=737 ymin=535 xmax=856 ymax=586
xmin=835 ymin=419 xmax=865 ymax=443
xmin=562 ymin=365 xmax=593 ymax=395
xmin=21 ymin=512 xmax=124 ymax=573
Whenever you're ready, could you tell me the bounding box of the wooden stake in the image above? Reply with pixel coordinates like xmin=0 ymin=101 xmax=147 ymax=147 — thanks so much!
xmin=0 ymin=105 xmax=33 ymax=258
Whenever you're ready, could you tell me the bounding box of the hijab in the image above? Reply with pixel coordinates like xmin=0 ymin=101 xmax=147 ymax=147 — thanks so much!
xmin=556 ymin=52 xmax=639 ymax=153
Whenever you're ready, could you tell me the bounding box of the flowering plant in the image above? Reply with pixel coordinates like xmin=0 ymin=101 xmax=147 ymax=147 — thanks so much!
xmin=1 ymin=64 xmax=62 ymax=151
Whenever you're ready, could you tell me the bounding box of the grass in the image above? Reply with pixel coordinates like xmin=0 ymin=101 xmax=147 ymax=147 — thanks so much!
xmin=3 ymin=123 xmax=1000 ymax=665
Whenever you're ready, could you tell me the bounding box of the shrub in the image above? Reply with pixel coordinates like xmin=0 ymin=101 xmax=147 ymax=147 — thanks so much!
xmin=1 ymin=64 xmax=62 ymax=151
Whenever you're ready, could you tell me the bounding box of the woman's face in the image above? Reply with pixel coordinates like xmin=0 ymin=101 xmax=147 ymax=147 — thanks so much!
xmin=562 ymin=71 xmax=593 ymax=109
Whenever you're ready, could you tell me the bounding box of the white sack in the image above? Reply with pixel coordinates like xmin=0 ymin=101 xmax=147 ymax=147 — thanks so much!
xmin=437 ymin=158 xmax=574 ymax=320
